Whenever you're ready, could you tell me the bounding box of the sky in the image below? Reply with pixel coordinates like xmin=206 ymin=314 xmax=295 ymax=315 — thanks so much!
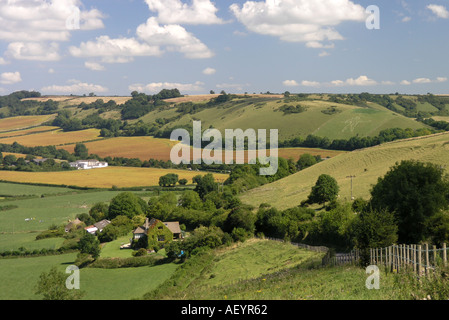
xmin=0 ymin=0 xmax=449 ymax=96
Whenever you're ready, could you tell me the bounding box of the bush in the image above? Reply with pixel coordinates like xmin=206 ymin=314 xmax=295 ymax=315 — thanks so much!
xmin=132 ymin=248 xmax=148 ymax=257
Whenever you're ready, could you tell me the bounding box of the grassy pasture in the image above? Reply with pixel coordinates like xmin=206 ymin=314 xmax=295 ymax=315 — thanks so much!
xmin=0 ymin=181 xmax=73 ymax=196
xmin=240 ymin=131 xmax=449 ymax=210
xmin=0 ymin=115 xmax=55 ymax=132
xmin=0 ymin=128 xmax=102 ymax=147
xmin=0 ymin=166 xmax=229 ymax=189
xmin=0 ymin=252 xmax=178 ymax=300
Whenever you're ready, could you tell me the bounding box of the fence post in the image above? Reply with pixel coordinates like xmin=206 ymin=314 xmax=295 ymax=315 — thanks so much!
xmin=443 ymin=242 xmax=447 ymax=267
xmin=425 ymin=244 xmax=430 ymax=277
xmin=433 ymin=245 xmax=437 ymax=269
xmin=418 ymin=245 xmax=422 ymax=276
xmin=413 ymin=245 xmax=417 ymax=274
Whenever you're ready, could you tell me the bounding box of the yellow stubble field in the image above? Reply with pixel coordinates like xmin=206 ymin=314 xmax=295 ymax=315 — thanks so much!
xmin=0 ymin=166 xmax=229 ymax=188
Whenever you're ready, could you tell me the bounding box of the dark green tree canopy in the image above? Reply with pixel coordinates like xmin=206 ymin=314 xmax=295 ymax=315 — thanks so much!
xmin=107 ymin=192 xmax=146 ymax=220
xmin=307 ymin=174 xmax=339 ymax=205
xmin=370 ymin=160 xmax=449 ymax=243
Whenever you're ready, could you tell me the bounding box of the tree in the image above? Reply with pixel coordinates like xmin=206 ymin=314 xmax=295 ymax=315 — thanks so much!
xmin=178 ymin=178 xmax=188 ymax=186
xmin=35 ymin=267 xmax=85 ymax=300
xmin=351 ymin=208 xmax=398 ymax=266
xmin=370 ymin=160 xmax=449 ymax=243
xmin=158 ymin=173 xmax=179 ymax=187
xmin=89 ymin=202 xmax=109 ymax=222
xmin=297 ymin=153 xmax=317 ymax=170
xmin=194 ymin=173 xmax=217 ymax=199
xmin=107 ymin=192 xmax=146 ymax=220
xmin=74 ymin=143 xmax=88 ymax=158
xmin=78 ymin=233 xmax=100 ymax=259
xmin=306 ymin=174 xmax=339 ymax=205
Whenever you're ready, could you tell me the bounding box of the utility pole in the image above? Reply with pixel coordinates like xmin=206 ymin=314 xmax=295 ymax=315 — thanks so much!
xmin=216 ymin=179 xmax=225 ymax=193
xmin=347 ymin=175 xmax=356 ymax=200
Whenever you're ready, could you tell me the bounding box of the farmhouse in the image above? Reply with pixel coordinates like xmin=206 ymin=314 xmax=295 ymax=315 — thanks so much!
xmin=132 ymin=218 xmax=182 ymax=245
xmin=84 ymin=219 xmax=111 ymax=234
xmin=69 ymin=159 xmax=108 ymax=170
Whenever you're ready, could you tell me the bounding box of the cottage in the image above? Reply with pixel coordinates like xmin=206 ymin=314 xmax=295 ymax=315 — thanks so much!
xmin=65 ymin=218 xmax=83 ymax=232
xmin=132 ymin=218 xmax=182 ymax=246
xmin=69 ymin=159 xmax=108 ymax=170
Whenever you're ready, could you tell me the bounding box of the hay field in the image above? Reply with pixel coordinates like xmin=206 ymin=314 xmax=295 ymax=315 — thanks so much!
xmin=60 ymin=136 xmax=177 ymax=161
xmin=0 ymin=166 xmax=229 ymax=188
xmin=0 ymin=115 xmax=55 ymax=132
xmin=240 ymin=132 xmax=449 ymax=210
xmin=0 ymin=128 xmax=101 ymax=147
xmin=0 ymin=126 xmax=59 ymax=138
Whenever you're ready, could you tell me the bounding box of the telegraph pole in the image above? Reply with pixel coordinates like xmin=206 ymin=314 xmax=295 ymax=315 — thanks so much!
xmin=346 ymin=175 xmax=356 ymax=200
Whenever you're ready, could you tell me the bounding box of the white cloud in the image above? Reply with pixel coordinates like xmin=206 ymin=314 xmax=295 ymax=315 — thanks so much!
xmin=48 ymin=68 xmax=55 ymax=74
xmin=0 ymin=0 xmax=104 ymax=42
xmin=413 ymin=77 xmax=432 ymax=84
xmin=69 ymin=36 xmax=162 ymax=63
xmin=381 ymin=81 xmax=396 ymax=85
xmin=230 ymin=0 xmax=366 ymax=47
xmin=402 ymin=16 xmax=411 ymax=22
xmin=85 ymin=61 xmax=106 ymax=71
xmin=301 ymin=80 xmax=320 ymax=87
xmin=436 ymin=77 xmax=448 ymax=83
xmin=41 ymin=80 xmax=108 ymax=94
xmin=318 ymin=51 xmax=330 ymax=57
xmin=5 ymin=42 xmax=61 ymax=61
xmin=136 ymin=17 xmax=214 ymax=59
xmin=0 ymin=72 xmax=22 ymax=85
xmin=129 ymin=81 xmax=205 ymax=94
xmin=282 ymin=80 xmax=299 ymax=87
xmin=400 ymin=80 xmax=411 ymax=85
xmin=330 ymin=75 xmax=377 ymax=87
xmin=202 ymin=67 xmax=216 ymax=75
xmin=0 ymin=57 xmax=9 ymax=65
xmin=145 ymin=0 xmax=224 ymax=25
xmin=427 ymin=4 xmax=449 ymax=19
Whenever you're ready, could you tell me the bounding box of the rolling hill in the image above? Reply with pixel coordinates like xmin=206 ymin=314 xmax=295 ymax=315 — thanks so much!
xmin=239 ymin=131 xmax=449 ymax=210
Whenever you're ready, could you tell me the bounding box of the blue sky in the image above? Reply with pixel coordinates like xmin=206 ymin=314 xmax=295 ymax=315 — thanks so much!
xmin=0 ymin=0 xmax=448 ymax=96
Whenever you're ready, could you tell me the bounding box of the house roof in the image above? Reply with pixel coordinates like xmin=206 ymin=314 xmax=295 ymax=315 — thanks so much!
xmin=94 ymin=219 xmax=110 ymax=230
xmin=164 ymin=222 xmax=181 ymax=234
xmin=133 ymin=226 xmax=146 ymax=234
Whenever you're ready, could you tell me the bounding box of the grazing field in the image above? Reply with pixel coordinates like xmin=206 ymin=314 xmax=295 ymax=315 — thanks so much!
xmin=0 ymin=252 xmax=179 ymax=300
xmin=144 ymin=238 xmax=399 ymax=300
xmin=0 ymin=181 xmax=74 ymax=196
xmin=0 ymin=115 xmax=55 ymax=132
xmin=0 ymin=166 xmax=229 ymax=189
xmin=22 ymin=95 xmax=132 ymax=106
xmin=240 ymin=132 xmax=449 ymax=210
xmin=0 ymin=128 xmax=102 ymax=147
xmin=138 ymin=97 xmax=427 ymax=141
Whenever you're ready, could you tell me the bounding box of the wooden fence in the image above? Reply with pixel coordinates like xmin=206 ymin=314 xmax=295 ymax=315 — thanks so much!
xmin=370 ymin=243 xmax=448 ymax=276
xmin=263 ymin=237 xmax=449 ymax=277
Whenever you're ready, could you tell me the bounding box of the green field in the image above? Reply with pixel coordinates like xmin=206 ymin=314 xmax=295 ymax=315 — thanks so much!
xmin=0 ymin=252 xmax=178 ymax=300
xmin=240 ymin=132 xmax=449 ymax=210
xmin=144 ymin=238 xmax=402 ymax=300
xmin=0 ymin=181 xmax=76 ymax=197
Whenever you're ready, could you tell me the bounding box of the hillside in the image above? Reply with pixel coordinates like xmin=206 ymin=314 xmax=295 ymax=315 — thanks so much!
xmin=137 ymin=95 xmax=427 ymax=141
xmin=239 ymin=132 xmax=449 ymax=210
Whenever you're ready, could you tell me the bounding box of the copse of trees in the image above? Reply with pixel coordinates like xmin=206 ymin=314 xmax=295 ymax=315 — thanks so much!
xmin=369 ymin=160 xmax=449 ymax=243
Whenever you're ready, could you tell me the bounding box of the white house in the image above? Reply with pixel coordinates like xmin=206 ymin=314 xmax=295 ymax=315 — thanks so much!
xmin=70 ymin=159 xmax=108 ymax=170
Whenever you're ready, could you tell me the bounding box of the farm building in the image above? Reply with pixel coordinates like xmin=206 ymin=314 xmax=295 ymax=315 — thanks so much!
xmin=65 ymin=218 xmax=83 ymax=232
xmin=132 ymin=218 xmax=182 ymax=248
xmin=84 ymin=219 xmax=111 ymax=234
xmin=69 ymin=159 xmax=108 ymax=170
